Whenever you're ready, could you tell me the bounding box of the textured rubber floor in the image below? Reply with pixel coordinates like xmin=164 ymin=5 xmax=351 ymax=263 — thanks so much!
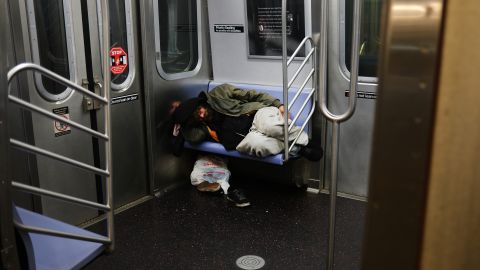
xmin=85 ymin=179 xmax=366 ymax=270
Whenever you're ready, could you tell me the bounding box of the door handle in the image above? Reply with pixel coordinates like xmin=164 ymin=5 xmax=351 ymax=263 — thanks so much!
xmin=93 ymin=79 xmax=103 ymax=95
xmin=82 ymin=78 xmax=104 ymax=111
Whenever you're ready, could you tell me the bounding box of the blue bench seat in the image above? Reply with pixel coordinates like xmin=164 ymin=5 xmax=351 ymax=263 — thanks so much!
xmin=14 ymin=206 xmax=106 ymax=270
xmin=184 ymin=82 xmax=313 ymax=165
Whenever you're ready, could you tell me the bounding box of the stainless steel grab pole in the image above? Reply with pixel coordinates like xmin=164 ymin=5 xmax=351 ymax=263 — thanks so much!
xmin=327 ymin=121 xmax=340 ymax=270
xmin=101 ymin=0 xmax=114 ymax=252
xmin=282 ymin=0 xmax=289 ymax=161
xmin=319 ymin=2 xmax=361 ymax=123
xmin=319 ymin=0 xmax=363 ymax=269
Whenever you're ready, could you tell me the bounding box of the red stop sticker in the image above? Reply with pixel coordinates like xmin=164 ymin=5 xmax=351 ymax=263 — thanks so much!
xmin=110 ymin=47 xmax=128 ymax=75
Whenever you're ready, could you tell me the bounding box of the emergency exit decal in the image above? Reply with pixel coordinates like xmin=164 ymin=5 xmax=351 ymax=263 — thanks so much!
xmin=53 ymin=107 xmax=71 ymax=137
xmin=110 ymin=47 xmax=128 ymax=74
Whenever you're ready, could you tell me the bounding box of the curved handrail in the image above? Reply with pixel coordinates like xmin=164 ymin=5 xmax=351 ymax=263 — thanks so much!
xmin=7 ymin=63 xmax=108 ymax=104
xmin=287 ymin=36 xmax=315 ymax=66
xmin=319 ymin=0 xmax=362 ymax=123
xmin=7 ymin=64 xmax=109 ymax=140
xmin=282 ymin=1 xmax=317 ymax=162
xmin=8 ymin=95 xmax=108 ymax=140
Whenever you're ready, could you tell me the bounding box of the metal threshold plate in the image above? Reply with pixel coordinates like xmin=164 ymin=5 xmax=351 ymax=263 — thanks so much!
xmin=236 ymin=255 xmax=265 ymax=269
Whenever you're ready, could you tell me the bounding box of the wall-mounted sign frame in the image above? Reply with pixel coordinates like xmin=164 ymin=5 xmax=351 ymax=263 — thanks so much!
xmin=246 ymin=0 xmax=305 ymax=59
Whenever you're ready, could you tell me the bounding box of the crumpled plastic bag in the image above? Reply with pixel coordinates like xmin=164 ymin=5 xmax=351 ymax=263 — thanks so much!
xmin=190 ymin=155 xmax=230 ymax=193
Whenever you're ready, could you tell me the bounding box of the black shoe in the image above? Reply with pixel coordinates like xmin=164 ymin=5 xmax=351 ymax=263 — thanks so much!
xmin=226 ymin=189 xmax=250 ymax=207
xmin=299 ymin=142 xmax=324 ymax=161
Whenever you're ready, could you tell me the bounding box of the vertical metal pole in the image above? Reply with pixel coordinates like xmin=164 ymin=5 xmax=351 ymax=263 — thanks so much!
xmin=101 ymin=0 xmax=114 ymax=252
xmin=327 ymin=122 xmax=339 ymax=270
xmin=281 ymin=0 xmax=289 ymax=161
xmin=319 ymin=0 xmax=362 ymax=269
xmin=318 ymin=0 xmax=329 ymax=194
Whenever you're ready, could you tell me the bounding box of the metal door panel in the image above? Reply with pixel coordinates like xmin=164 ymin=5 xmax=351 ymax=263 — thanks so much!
xmin=15 ymin=0 xmax=99 ymax=224
xmin=324 ymin=0 xmax=378 ymax=198
xmin=87 ymin=0 xmax=149 ymax=207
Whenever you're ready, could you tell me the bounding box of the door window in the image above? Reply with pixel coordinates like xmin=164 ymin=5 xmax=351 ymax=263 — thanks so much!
xmin=344 ymin=0 xmax=383 ymax=79
xmin=97 ymin=0 xmax=136 ymax=91
xmin=27 ymin=0 xmax=76 ymax=101
xmin=154 ymin=0 xmax=202 ymax=80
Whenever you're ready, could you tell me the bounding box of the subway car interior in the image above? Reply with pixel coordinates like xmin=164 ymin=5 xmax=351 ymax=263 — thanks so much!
xmin=1 ymin=0 xmax=479 ymax=270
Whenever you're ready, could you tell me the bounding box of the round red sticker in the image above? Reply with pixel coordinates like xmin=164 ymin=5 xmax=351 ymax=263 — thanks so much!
xmin=110 ymin=47 xmax=128 ymax=75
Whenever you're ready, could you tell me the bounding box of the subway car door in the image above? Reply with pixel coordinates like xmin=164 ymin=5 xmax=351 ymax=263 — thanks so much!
xmin=323 ymin=0 xmax=383 ymax=199
xmin=84 ymin=0 xmax=149 ymax=208
xmin=11 ymin=0 xmax=100 ymax=224
xmin=11 ymin=0 xmax=149 ymax=226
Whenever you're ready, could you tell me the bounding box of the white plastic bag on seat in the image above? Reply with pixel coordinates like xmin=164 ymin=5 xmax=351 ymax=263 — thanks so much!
xmin=190 ymin=155 xmax=230 ymax=193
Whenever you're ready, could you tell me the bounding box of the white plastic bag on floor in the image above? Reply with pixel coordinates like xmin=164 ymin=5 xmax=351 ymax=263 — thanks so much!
xmin=190 ymin=155 xmax=230 ymax=193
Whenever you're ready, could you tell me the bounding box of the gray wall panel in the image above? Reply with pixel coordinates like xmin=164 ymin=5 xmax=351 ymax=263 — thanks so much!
xmin=208 ymin=0 xmax=312 ymax=86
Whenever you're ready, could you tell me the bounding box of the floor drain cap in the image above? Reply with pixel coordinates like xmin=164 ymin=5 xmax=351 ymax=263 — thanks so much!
xmin=236 ymin=255 xmax=265 ymax=269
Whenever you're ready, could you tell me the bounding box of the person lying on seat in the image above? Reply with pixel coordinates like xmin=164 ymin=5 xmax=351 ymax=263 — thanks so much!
xmin=172 ymin=83 xmax=323 ymax=160
xmin=170 ymin=84 xmax=323 ymax=207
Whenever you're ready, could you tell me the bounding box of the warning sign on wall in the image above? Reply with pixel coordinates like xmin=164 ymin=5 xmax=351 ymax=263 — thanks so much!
xmin=53 ymin=107 xmax=71 ymax=137
xmin=110 ymin=47 xmax=128 ymax=74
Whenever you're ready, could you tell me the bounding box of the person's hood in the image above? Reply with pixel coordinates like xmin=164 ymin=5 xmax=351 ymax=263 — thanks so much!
xmin=172 ymin=91 xmax=208 ymax=124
